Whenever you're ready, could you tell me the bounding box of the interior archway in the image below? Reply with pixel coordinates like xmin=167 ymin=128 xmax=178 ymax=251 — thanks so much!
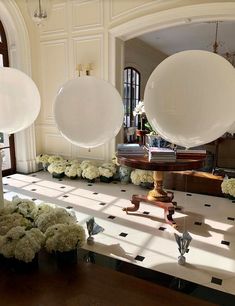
xmin=0 ymin=0 xmax=37 ymax=173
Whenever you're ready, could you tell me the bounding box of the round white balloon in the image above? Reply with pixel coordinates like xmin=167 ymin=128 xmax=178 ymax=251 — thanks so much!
xmin=144 ymin=50 xmax=235 ymax=148
xmin=54 ymin=76 xmax=124 ymax=148
xmin=0 ymin=67 xmax=41 ymax=134
xmin=227 ymin=121 xmax=235 ymax=134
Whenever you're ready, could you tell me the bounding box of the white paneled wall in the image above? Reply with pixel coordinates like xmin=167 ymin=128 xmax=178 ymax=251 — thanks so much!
xmin=7 ymin=0 xmax=235 ymax=171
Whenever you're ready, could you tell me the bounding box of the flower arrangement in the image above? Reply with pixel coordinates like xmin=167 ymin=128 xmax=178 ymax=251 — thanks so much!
xmin=12 ymin=196 xmax=37 ymax=220
xmin=0 ymin=213 xmax=32 ymax=235
xmin=221 ymin=178 xmax=235 ymax=199
xmin=82 ymin=165 xmax=100 ymax=181
xmin=133 ymin=101 xmax=156 ymax=134
xmin=0 ymin=226 xmax=45 ymax=263
xmin=35 ymin=207 xmax=77 ymax=233
xmin=131 ymin=169 xmax=154 ymax=186
xmin=65 ymin=165 xmax=78 ymax=179
xmin=47 ymin=161 xmax=67 ymax=178
xmin=80 ymin=160 xmax=94 ymax=170
xmin=98 ymin=166 xmax=113 ymax=178
xmin=48 ymin=155 xmax=64 ymax=164
xmin=36 ymin=154 xmax=50 ymax=165
xmin=133 ymin=101 xmax=145 ymax=117
xmin=45 ymin=223 xmax=85 ymax=253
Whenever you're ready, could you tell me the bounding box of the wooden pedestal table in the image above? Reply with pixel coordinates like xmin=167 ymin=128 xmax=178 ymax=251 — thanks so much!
xmin=117 ymin=155 xmax=205 ymax=228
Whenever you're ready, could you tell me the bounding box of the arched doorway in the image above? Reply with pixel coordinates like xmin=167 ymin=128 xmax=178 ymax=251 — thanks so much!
xmin=0 ymin=0 xmax=38 ymax=174
xmin=109 ymin=2 xmax=235 ymax=144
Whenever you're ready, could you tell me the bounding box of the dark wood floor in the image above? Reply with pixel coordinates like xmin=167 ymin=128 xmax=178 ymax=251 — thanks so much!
xmin=0 ymin=252 xmax=218 ymax=306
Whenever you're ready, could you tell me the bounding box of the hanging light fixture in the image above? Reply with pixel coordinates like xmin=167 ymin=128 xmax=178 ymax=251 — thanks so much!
xmin=212 ymin=21 xmax=235 ymax=67
xmin=27 ymin=0 xmax=52 ymax=26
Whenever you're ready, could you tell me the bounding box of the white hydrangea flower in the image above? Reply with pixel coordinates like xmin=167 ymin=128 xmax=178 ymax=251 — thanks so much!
xmin=221 ymin=178 xmax=235 ymax=197
xmin=65 ymin=165 xmax=77 ymax=178
xmin=82 ymin=165 xmax=100 ymax=180
xmin=45 ymin=223 xmax=86 ymax=253
xmin=48 ymin=155 xmax=64 ymax=164
xmin=0 ymin=213 xmax=32 ymax=235
xmin=80 ymin=160 xmax=94 ymax=170
xmin=36 ymin=154 xmax=50 ymax=164
xmin=48 ymin=161 xmax=66 ymax=174
xmin=12 ymin=196 xmax=37 ymax=219
xmin=35 ymin=207 xmax=77 ymax=233
xmin=77 ymin=167 xmax=82 ymax=178
xmin=98 ymin=166 xmax=113 ymax=178
xmin=133 ymin=101 xmax=145 ymax=116
xmin=131 ymin=169 xmax=153 ymax=185
xmin=100 ymin=163 xmax=116 ymax=174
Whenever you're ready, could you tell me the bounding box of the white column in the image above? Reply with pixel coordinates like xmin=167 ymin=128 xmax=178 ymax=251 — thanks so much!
xmin=14 ymin=124 xmax=37 ymax=173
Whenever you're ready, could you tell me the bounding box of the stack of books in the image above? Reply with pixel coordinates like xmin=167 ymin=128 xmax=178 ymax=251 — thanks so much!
xmin=148 ymin=147 xmax=176 ymax=162
xmin=117 ymin=144 xmax=145 ymax=156
xmin=176 ymin=149 xmax=206 ymax=159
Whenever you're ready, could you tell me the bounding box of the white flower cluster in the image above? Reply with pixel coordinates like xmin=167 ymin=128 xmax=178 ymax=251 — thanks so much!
xmin=65 ymin=164 xmax=79 ymax=178
xmin=36 ymin=154 xmax=50 ymax=164
xmin=48 ymin=161 xmax=67 ymax=174
xmin=80 ymin=160 xmax=94 ymax=170
xmin=131 ymin=169 xmax=154 ymax=185
xmin=133 ymin=101 xmax=145 ymax=117
xmin=82 ymin=165 xmax=100 ymax=180
xmin=221 ymin=178 xmax=235 ymax=197
xmin=98 ymin=163 xmax=116 ymax=178
xmin=48 ymin=155 xmax=64 ymax=164
xmin=45 ymin=223 xmax=85 ymax=253
xmin=0 ymin=197 xmax=86 ymax=263
xmin=35 ymin=207 xmax=77 ymax=233
xmin=0 ymin=226 xmax=45 ymax=262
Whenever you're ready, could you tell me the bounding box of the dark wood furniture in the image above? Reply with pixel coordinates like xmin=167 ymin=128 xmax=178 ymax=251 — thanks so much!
xmin=118 ymin=155 xmax=205 ymax=227
xmin=0 ymin=251 xmax=218 ymax=306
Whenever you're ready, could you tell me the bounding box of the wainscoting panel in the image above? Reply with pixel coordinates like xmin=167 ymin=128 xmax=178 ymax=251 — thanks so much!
xmin=40 ymin=39 xmax=69 ymax=124
xmin=71 ymin=0 xmax=103 ymax=32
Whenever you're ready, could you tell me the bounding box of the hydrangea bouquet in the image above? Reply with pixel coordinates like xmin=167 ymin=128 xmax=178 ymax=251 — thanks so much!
xmin=221 ymin=177 xmax=235 ymax=199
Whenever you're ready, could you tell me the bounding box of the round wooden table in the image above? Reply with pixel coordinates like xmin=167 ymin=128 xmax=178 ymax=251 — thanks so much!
xmin=117 ymin=155 xmax=205 ymax=228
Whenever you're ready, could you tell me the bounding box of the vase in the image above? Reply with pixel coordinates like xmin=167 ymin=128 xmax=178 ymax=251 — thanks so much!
xmin=55 ymin=249 xmax=77 ymax=266
xmin=100 ymin=176 xmax=113 ymax=183
xmin=52 ymin=172 xmax=65 ymax=179
xmin=224 ymin=193 xmax=235 ymax=201
xmin=119 ymin=166 xmax=131 ymax=184
xmin=7 ymin=254 xmax=38 ymax=273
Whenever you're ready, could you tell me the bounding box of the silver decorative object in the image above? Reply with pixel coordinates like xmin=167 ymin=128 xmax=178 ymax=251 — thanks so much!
xmin=86 ymin=217 xmax=104 ymax=245
xmin=174 ymin=231 xmax=192 ymax=265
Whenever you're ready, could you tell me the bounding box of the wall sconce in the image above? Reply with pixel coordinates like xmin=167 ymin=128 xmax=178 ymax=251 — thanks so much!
xmin=76 ymin=63 xmax=94 ymax=76
xmin=27 ymin=0 xmax=52 ymax=26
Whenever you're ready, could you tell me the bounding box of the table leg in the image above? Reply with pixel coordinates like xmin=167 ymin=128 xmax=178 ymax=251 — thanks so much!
xmin=148 ymin=171 xmax=169 ymax=201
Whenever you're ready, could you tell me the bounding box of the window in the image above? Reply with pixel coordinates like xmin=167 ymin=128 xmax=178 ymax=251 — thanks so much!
xmin=123 ymin=67 xmax=140 ymax=129
xmin=0 ymin=20 xmax=16 ymax=176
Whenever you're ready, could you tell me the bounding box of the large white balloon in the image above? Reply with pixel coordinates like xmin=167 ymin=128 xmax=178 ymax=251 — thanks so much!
xmin=144 ymin=50 xmax=235 ymax=148
xmin=0 ymin=67 xmax=41 ymax=134
xmin=54 ymin=76 xmax=124 ymax=148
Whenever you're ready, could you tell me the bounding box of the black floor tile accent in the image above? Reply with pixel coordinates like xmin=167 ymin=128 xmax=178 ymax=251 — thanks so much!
xmin=186 ymin=193 xmax=192 ymax=196
xmin=194 ymin=221 xmax=202 ymax=226
xmin=99 ymin=202 xmax=106 ymax=206
xmin=108 ymin=215 xmax=116 ymax=220
xmin=112 ymin=181 xmax=118 ymax=184
xmin=87 ymin=184 xmax=93 ymax=186
xmin=93 ymin=192 xmax=99 ymax=195
xmin=6 ymin=177 xmax=10 ymax=179
xmin=227 ymin=217 xmax=235 ymax=221
xmin=58 ymin=179 xmax=63 ymax=181
xmin=31 ymin=174 xmax=37 ymax=177
xmin=204 ymin=204 xmax=211 ymax=207
xmin=143 ymin=211 xmax=150 ymax=215
xmin=159 ymin=227 xmax=166 ymax=231
xmin=32 ymin=181 xmax=37 ymax=184
xmin=221 ymin=240 xmax=230 ymax=246
xmin=66 ymin=206 xmax=74 ymax=209
xmin=31 ymin=189 xmax=37 ymax=191
xmin=119 ymin=232 xmax=128 ymax=237
xmin=3 ymin=183 xmax=8 ymax=186
xmin=63 ymin=195 xmax=69 ymax=198
xmin=31 ymin=198 xmax=37 ymax=201
xmin=60 ymin=186 xmax=66 ymax=189
xmin=3 ymin=191 xmax=7 ymax=194
xmin=121 ymin=189 xmax=126 ymax=192
xmin=135 ymin=255 xmax=145 ymax=262
xmin=211 ymin=277 xmax=222 ymax=285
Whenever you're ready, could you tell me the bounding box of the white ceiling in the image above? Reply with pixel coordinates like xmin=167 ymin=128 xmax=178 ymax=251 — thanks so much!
xmin=138 ymin=21 xmax=235 ymax=58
